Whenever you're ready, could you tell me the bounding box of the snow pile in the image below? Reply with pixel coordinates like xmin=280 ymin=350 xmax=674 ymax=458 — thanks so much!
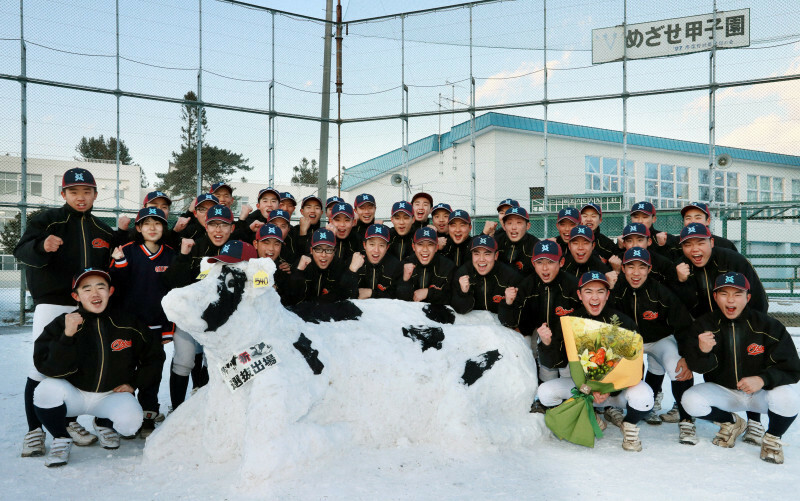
xmin=147 ymin=258 xmax=543 ymax=482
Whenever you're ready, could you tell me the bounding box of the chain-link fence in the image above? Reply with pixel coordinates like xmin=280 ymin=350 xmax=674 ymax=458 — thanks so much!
xmin=1 ymin=0 xmax=799 ymax=325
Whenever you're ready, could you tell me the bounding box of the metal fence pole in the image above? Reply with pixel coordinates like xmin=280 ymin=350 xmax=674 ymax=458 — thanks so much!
xmin=19 ymin=0 xmax=27 ymax=325
xmin=196 ymin=0 xmax=203 ymax=196
xmin=622 ymin=0 xmax=629 ymax=208
xmin=542 ymin=0 xmax=548 ymax=236
xmin=269 ymin=11 xmax=275 ymax=186
xmin=401 ymin=14 xmax=409 ymax=201
xmin=469 ymin=5 xmax=476 ymax=217
xmin=115 ymin=0 xmax=121 ymax=216
xmin=708 ymin=0 xmax=718 ymax=205
xmin=318 ymin=0 xmax=333 ymax=211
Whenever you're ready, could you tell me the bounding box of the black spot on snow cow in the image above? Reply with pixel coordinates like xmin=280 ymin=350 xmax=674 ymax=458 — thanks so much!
xmin=461 ymin=350 xmax=503 ymax=386
xmin=202 ymin=266 xmax=247 ymax=332
xmin=422 ymin=303 xmax=455 ymax=324
xmin=402 ymin=325 xmax=445 ymax=352
xmin=286 ymin=300 xmax=363 ymax=324
xmin=293 ymin=333 xmax=324 ymax=375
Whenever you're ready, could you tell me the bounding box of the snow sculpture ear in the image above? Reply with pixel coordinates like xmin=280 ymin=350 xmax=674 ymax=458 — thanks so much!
xmin=202 ymin=266 xmax=247 ymax=332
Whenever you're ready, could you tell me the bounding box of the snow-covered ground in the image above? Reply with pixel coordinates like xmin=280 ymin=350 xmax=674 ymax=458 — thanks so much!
xmin=1 ymin=326 xmax=799 ymax=500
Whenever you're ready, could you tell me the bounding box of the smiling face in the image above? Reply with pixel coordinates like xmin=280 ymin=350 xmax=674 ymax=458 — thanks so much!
xmin=145 ymin=199 xmax=171 ymax=219
xmin=623 ymin=261 xmax=650 ymax=289
xmin=206 ymin=220 xmax=233 ymax=247
xmin=364 ymin=237 xmax=389 ymax=265
xmin=683 ymin=208 xmax=710 ymax=227
xmin=270 ymin=219 xmax=290 ymax=239
xmin=301 ymin=201 xmax=322 ymax=225
xmin=279 ymin=199 xmax=296 ymax=216
xmin=577 ymin=283 xmax=609 ymax=317
xmin=431 ymin=211 xmax=449 ymax=233
xmin=471 ymin=248 xmax=497 ymax=276
xmin=311 ymin=245 xmax=334 ymax=269
xmin=556 ymin=219 xmax=576 ymax=241
xmin=136 ymin=217 xmax=164 ymax=244
xmin=195 ymin=201 xmax=216 ymax=227
xmin=213 ymin=187 xmax=234 ymax=208
xmin=61 ymin=186 xmax=98 ymax=212
xmin=533 ymin=258 xmax=560 ymax=283
xmin=622 ymin=234 xmax=649 ymax=250
xmin=448 ymin=219 xmax=471 ymax=244
xmin=258 ymin=193 xmax=280 ymax=217
xmin=391 ymin=212 xmax=413 ymax=236
xmin=581 ymin=208 xmax=601 ymax=231
xmin=412 ymin=240 xmax=437 ymax=266
xmin=568 ymin=236 xmax=594 ymax=264
xmin=412 ymin=199 xmax=431 ymax=222
xmin=681 ymin=237 xmax=714 ymax=267
xmin=714 ymin=286 xmax=750 ymax=320
xmin=332 ymin=214 xmax=353 ymax=239
xmin=254 ymin=238 xmax=282 ymax=260
xmin=71 ymin=276 xmax=113 ymax=314
xmin=630 ymin=212 xmax=656 ymax=229
xmin=356 ymin=202 xmax=376 ymax=225
xmin=504 ymin=215 xmax=530 ymax=243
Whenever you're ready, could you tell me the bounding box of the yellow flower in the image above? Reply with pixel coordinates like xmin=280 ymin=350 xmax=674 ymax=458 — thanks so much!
xmin=579 ymin=349 xmax=598 ymax=371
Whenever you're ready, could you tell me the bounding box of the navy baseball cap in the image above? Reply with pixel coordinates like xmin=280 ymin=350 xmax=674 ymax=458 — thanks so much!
xmin=557 ymin=207 xmax=580 ymax=225
xmin=195 ymin=193 xmax=219 ymax=208
xmin=330 ymin=202 xmax=354 ymax=220
xmin=268 ymin=209 xmax=290 ymax=223
xmin=72 ymin=267 xmax=111 ymax=290
xmin=622 ymin=223 xmax=650 ymax=238
xmin=681 ymin=202 xmax=710 ymax=218
xmin=630 ymin=201 xmax=656 ymax=216
xmin=311 ymin=228 xmax=336 ymax=248
xmin=470 ymin=235 xmax=497 ymax=252
xmin=578 ymin=271 xmax=610 ymax=289
xmin=135 ymin=207 xmax=167 ymax=225
xmin=143 ymin=190 xmax=171 ymax=207
xmin=432 ymin=202 xmax=452 ymax=215
xmin=581 ymin=203 xmax=602 ymax=216
xmin=301 ymin=195 xmax=322 ymax=208
xmin=62 ymin=168 xmax=96 ymax=190
xmin=391 ymin=201 xmax=413 ymax=217
xmin=413 ymin=227 xmax=437 ymax=244
xmin=448 ymin=209 xmax=471 ymax=224
xmin=569 ymin=225 xmax=594 ymax=242
xmin=326 ymin=196 xmax=344 ymax=208
xmin=533 ymin=240 xmax=562 ymax=262
xmin=679 ymin=222 xmax=713 ymax=243
xmin=623 ymin=247 xmax=651 ymax=266
xmin=714 ymin=271 xmax=751 ymax=292
xmin=257 ymin=187 xmax=280 ymax=201
xmin=364 ymin=223 xmax=390 ymax=242
xmin=210 ymin=182 xmax=233 ymax=194
xmin=354 ymin=193 xmax=376 ymax=208
xmin=503 ymin=206 xmax=529 ymax=222
xmin=279 ymin=192 xmax=296 ymax=205
xmin=411 ymin=192 xmax=433 ymax=206
xmin=256 ymin=223 xmax=284 ymax=243
xmin=497 ymin=198 xmax=519 ymax=211
xmin=205 ymin=204 xmax=234 ymax=224
xmin=207 ymin=240 xmax=257 ymax=264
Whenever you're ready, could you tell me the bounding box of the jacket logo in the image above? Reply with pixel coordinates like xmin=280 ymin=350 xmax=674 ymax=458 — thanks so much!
xmin=321 ymin=288 xmax=329 ymax=295
xmin=377 ymin=284 xmax=387 ymax=291
xmin=155 ymin=266 xmax=168 ymax=272
xmin=428 ymin=284 xmax=442 ymax=290
xmin=515 ymin=261 xmax=523 ymax=270
xmin=492 ymin=295 xmax=504 ymax=303
xmin=747 ymin=343 xmax=765 ymax=356
xmin=555 ymin=306 xmax=574 ymax=316
xmin=92 ymin=238 xmax=109 ymax=249
xmin=642 ymin=311 xmax=659 ymax=320
xmin=111 ymin=339 xmax=132 ymax=351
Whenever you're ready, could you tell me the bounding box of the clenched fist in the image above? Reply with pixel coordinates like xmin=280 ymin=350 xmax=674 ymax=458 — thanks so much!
xmin=403 ymin=262 xmax=416 ymax=281
xmin=676 ymin=263 xmax=690 ymax=282
xmin=64 ymin=312 xmax=84 ymax=337
xmin=350 ymin=252 xmax=365 ymax=272
xmin=297 ymin=255 xmax=312 ymax=271
xmin=43 ymin=235 xmax=63 ymax=253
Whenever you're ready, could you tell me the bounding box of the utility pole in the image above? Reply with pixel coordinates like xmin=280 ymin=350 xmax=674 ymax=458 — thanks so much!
xmin=318 ymin=0 xmax=333 ymax=215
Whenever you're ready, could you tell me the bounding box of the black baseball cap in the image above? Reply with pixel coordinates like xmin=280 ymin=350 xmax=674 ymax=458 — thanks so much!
xmin=622 ymin=247 xmax=651 ymax=266
xmin=72 ymin=267 xmax=111 ymax=290
xmin=679 ymin=223 xmax=712 ymax=243
xmin=207 ymin=240 xmax=257 ymax=263
xmin=135 ymin=207 xmax=167 ymax=225
xmin=143 ymin=190 xmax=171 ymax=206
xmin=714 ymin=271 xmax=750 ymax=292
xmin=256 ymin=224 xmax=284 ymax=243
xmin=62 ymin=168 xmax=96 ymax=190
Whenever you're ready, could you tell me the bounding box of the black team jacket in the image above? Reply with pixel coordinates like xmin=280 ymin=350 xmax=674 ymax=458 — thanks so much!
xmin=561 ymin=252 xmax=611 ymax=278
xmin=498 ymin=233 xmax=539 ymax=277
xmin=388 ymin=229 xmax=414 ymax=262
xmin=396 ymin=253 xmax=456 ymax=305
xmin=440 ymin=237 xmax=472 ymax=269
xmin=450 ymin=261 xmax=521 ymax=327
xmin=286 ymin=256 xmax=348 ymax=305
xmin=341 ymin=254 xmax=403 ymax=300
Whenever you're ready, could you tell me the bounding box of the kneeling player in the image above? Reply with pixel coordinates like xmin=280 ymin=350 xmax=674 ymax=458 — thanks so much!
xmin=683 ymin=272 xmax=800 ymax=464
xmin=32 ymin=269 xmax=164 ymax=467
xmin=537 ymin=271 xmax=653 ymax=452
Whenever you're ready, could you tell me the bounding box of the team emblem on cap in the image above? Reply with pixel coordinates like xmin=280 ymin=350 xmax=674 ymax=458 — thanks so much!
xmin=399 ymin=202 xmax=406 ymax=208
xmin=577 ymin=227 xmax=585 ymax=234
xmin=479 ymin=237 xmax=487 ymax=244
xmin=320 ymin=231 xmax=327 ymax=238
xmin=565 ymin=209 xmax=572 ymax=214
xmin=592 ymin=272 xmax=600 ymax=279
xmin=725 ymin=275 xmax=735 ymax=284
xmin=74 ymin=173 xmax=84 ymax=181
xmin=215 ymin=208 xmax=222 ymax=215
xmin=375 ymin=226 xmax=382 ymax=233
xmin=687 ymin=226 xmax=696 ymax=234
xmin=148 ymin=208 xmax=157 ymax=214
xmin=268 ymin=226 xmax=276 ymax=234
xmin=637 ymin=203 xmax=645 ymax=210
xmin=541 ymin=243 xmax=549 ymax=251
xmin=222 ymin=244 xmax=230 ymax=253
xmin=633 ymin=249 xmax=641 ymax=257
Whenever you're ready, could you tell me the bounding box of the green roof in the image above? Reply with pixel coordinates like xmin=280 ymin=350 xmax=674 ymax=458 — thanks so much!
xmin=342 ymin=112 xmax=800 ymax=191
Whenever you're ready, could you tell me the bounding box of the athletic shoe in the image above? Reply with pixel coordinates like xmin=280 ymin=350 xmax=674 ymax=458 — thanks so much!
xmin=44 ymin=437 xmax=73 ymax=467
xmin=644 ymin=410 xmax=663 ymax=426
xmin=678 ymin=419 xmax=698 ymax=445
xmin=660 ymin=403 xmax=680 ymax=423
xmin=67 ymin=421 xmax=97 ymax=446
xmin=652 ymin=391 xmax=663 ymax=412
xmin=621 ymin=422 xmax=642 ymax=452
xmin=743 ymin=420 xmax=765 ymax=446
xmin=595 ymin=412 xmax=607 ymax=432
xmin=93 ymin=418 xmax=120 ymax=450
xmin=604 ymin=407 xmax=625 ymax=428
xmin=530 ymin=400 xmax=548 ymax=414
xmin=21 ymin=428 xmax=46 ymax=457
xmin=154 ymin=412 xmax=166 ymax=424
xmin=712 ymin=413 xmax=746 ymax=448
xmin=760 ymin=433 xmax=784 ymax=464
xmin=138 ymin=411 xmax=158 ymax=439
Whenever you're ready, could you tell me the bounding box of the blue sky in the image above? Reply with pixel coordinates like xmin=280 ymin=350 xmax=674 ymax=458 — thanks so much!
xmin=0 ymin=0 xmax=797 ymax=187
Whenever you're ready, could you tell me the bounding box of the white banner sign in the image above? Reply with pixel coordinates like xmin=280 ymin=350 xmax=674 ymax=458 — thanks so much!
xmin=219 ymin=341 xmax=279 ymax=392
xmin=592 ymin=9 xmax=750 ymax=64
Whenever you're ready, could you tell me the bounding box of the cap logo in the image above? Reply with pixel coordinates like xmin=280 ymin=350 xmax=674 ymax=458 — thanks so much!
xmin=479 ymin=237 xmax=487 ymax=244
xmin=592 ymin=272 xmax=600 ymax=279
xmin=541 ymin=243 xmax=549 ymax=251
xmin=215 ymin=208 xmax=223 ymax=215
xmin=399 ymin=202 xmax=406 ymax=208
xmin=565 ymin=209 xmax=572 ymax=214
xmin=319 ymin=231 xmax=327 ymax=238
xmin=725 ymin=275 xmax=735 ymax=284
xmin=268 ymin=226 xmax=276 ymax=234
xmin=637 ymin=203 xmax=645 ymax=209
xmin=423 ymin=229 xmax=431 ymax=236
xmin=375 ymin=227 xmax=382 ymax=233
xmin=633 ymin=249 xmax=641 ymax=257
xmin=687 ymin=226 xmax=696 ymax=234
xmin=222 ymin=244 xmax=230 ymax=253
xmin=157 ymin=191 xmax=164 ymax=196
xmin=74 ymin=173 xmax=84 ymax=181
xmin=338 ymin=204 xmax=345 ymax=210
xmin=148 ymin=208 xmax=157 ymax=215
xmin=577 ymin=227 xmax=585 ymax=234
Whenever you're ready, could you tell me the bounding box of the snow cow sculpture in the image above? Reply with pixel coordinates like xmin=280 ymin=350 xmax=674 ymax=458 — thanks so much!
xmin=145 ymin=257 xmax=543 ymax=480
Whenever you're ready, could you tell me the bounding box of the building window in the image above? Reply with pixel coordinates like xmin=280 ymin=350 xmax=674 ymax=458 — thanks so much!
xmin=699 ymin=169 xmax=737 ymax=205
xmin=585 ymin=156 xmax=635 ymax=206
xmin=748 ymin=175 xmax=783 ymax=202
xmin=232 ymin=196 xmax=249 ymax=214
xmin=0 ymin=172 xmax=41 ymax=197
xmin=645 ymin=163 xmax=689 ymax=208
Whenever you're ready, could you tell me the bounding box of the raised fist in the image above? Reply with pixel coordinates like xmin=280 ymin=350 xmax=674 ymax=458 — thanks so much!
xmin=43 ymin=235 xmax=63 ymax=253
xmin=403 ymin=262 xmax=416 ymax=281
xmin=180 ymin=238 xmax=195 ymax=255
xmin=297 ymin=255 xmax=312 ymax=271
xmin=173 ymin=216 xmax=190 ymax=233
xmin=537 ymin=323 xmax=553 ymax=345
xmin=608 ymin=255 xmax=622 ymax=273
xmin=676 ymin=262 xmax=690 ymax=282
xmin=118 ymin=215 xmax=131 ymax=231
xmin=459 ymin=275 xmax=471 ymax=293
xmin=505 ymin=286 xmax=518 ymax=305
xmin=483 ymin=221 xmax=498 ymax=236
xmin=349 ymin=252 xmax=365 ymax=272
xmin=64 ymin=312 xmax=84 ymax=337
xmin=698 ymin=331 xmax=716 ymax=353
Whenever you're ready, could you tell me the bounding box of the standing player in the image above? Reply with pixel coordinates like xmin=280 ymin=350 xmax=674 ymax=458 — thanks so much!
xmin=562 ymin=226 xmax=614 ymax=282
xmin=498 ymin=206 xmax=539 ymax=277
xmin=243 ymin=187 xmax=281 ymax=240
xmin=440 ymin=209 xmax=473 ymax=268
xmin=608 ymin=223 xmax=680 ymax=293
xmin=175 ymin=193 xmax=219 ymax=241
xmin=279 ymin=192 xmax=297 ymax=217
xmin=292 ymin=195 xmax=323 ymax=253
xmin=410 ymin=192 xmax=433 ymax=232
xmin=553 ymin=207 xmax=579 ymax=255
xmin=482 ymin=198 xmax=519 ymax=244
xmin=431 ymin=202 xmax=452 ymax=239
xmin=353 ymin=193 xmax=377 ymax=240
xmin=32 ymin=268 xmax=164 ymax=466
xmin=253 ymin=223 xmax=291 ymax=304
xmin=626 ymin=201 xmax=671 ymax=258
xmin=341 ymin=224 xmax=402 ymax=299
xmin=658 ymin=202 xmax=738 ymax=261
xmin=287 ymin=229 xmax=349 ymax=304
xmin=579 ymin=203 xmax=616 ymax=262
xmin=329 ymin=202 xmax=360 ymax=261
xmin=14 ymin=168 xmax=115 ymax=457
xmin=388 ymin=201 xmax=415 ymax=262
xmin=396 ymin=227 xmax=456 ymax=305
xmin=683 ymin=272 xmax=800 ymax=463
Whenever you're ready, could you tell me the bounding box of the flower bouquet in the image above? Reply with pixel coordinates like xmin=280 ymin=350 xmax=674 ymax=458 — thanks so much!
xmin=544 ymin=315 xmax=643 ymax=447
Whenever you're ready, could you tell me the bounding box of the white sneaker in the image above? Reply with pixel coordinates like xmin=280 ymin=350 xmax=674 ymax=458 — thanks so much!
xmin=67 ymin=421 xmax=97 ymax=446
xmin=678 ymin=419 xmax=698 ymax=445
xmin=743 ymin=420 xmax=765 ymax=446
xmin=44 ymin=437 xmax=73 ymax=467
xmin=93 ymin=419 xmax=120 ymax=450
xmin=652 ymin=391 xmax=663 ymax=412
xmin=604 ymin=407 xmax=625 ymax=428
xmin=621 ymin=421 xmax=642 ymax=452
xmin=712 ymin=413 xmax=746 ymax=448
xmin=22 ymin=428 xmax=46 ymax=457
xmin=760 ymin=433 xmax=784 ymax=464
xmin=661 ymin=403 xmax=680 ymax=423
xmin=595 ymin=412 xmax=607 ymax=432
